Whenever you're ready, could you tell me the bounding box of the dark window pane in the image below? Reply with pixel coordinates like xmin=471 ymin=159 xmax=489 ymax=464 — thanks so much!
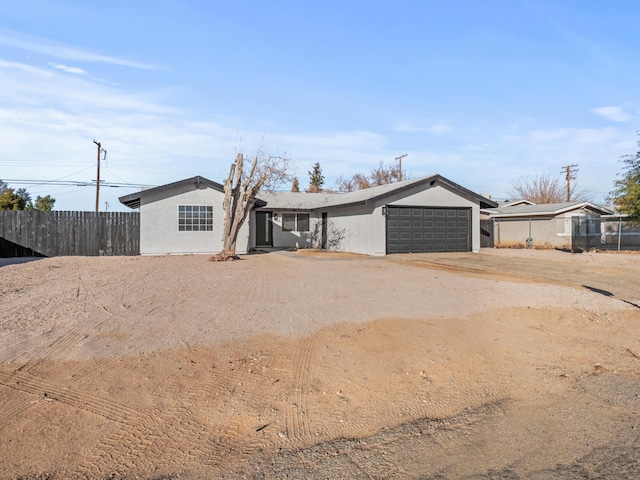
xmin=297 ymin=214 xmax=310 ymax=232
xmin=282 ymin=213 xmax=296 ymax=232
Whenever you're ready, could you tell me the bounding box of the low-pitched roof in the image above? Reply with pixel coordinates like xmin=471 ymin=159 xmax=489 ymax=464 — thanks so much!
xmin=119 ymin=176 xmax=224 ymax=209
xmin=119 ymin=174 xmax=497 ymax=211
xmin=483 ymin=201 xmax=612 ymax=218
xmin=257 ymin=175 xmax=497 ymax=211
xmin=497 ymin=200 xmax=536 ymax=208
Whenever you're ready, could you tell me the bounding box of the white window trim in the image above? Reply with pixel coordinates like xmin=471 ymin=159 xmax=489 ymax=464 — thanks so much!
xmin=178 ymin=205 xmax=213 ymax=232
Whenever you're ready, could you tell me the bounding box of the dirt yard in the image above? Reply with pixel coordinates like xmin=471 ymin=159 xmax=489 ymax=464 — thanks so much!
xmin=1 ymin=248 xmax=639 ymax=479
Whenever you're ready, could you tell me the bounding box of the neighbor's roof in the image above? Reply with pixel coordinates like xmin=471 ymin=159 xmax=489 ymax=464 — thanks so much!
xmin=483 ymin=201 xmax=612 ymax=218
xmin=497 ymin=199 xmax=536 ymax=208
xmin=119 ymin=176 xmax=224 ymax=209
xmin=256 ymin=175 xmax=497 ymax=211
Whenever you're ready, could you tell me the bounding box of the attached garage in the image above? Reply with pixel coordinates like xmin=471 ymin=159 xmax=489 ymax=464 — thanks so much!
xmin=386 ymin=206 xmax=471 ymax=253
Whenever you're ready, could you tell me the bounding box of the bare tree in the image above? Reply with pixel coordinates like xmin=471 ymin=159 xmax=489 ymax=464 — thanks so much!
xmin=221 ymin=152 xmax=289 ymax=256
xmin=509 ymin=173 xmax=565 ymax=203
xmin=336 ymin=162 xmax=401 ymax=193
xmin=508 ymin=172 xmax=593 ymax=204
xmin=369 ymin=161 xmax=402 ymax=186
xmin=336 ymin=172 xmax=371 ymax=193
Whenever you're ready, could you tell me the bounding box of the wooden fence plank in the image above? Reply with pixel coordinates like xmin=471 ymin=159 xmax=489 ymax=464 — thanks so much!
xmin=0 ymin=211 xmax=140 ymax=257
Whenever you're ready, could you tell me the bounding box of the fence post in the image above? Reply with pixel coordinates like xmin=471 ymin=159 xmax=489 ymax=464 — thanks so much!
xmin=618 ymin=216 xmax=622 ymax=251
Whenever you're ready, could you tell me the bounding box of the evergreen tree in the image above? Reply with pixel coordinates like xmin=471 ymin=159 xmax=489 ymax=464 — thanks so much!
xmin=291 ymin=176 xmax=300 ymax=193
xmin=0 ymin=184 xmax=55 ymax=211
xmin=308 ymin=162 xmax=324 ymax=192
xmin=31 ymin=195 xmax=56 ymax=211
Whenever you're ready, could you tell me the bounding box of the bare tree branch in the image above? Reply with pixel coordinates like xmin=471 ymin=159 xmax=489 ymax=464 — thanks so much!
xmin=508 ymin=172 xmax=594 ymax=203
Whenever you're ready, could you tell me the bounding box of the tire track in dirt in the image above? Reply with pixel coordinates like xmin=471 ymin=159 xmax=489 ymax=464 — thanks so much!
xmin=286 ymin=334 xmax=315 ymax=442
xmin=76 ymin=404 xmax=229 ymax=477
xmin=0 ymin=369 xmax=140 ymax=422
xmin=0 ymin=333 xmax=53 ymax=365
xmin=20 ymin=324 xmax=89 ymax=375
xmin=0 ymin=394 xmax=36 ymax=428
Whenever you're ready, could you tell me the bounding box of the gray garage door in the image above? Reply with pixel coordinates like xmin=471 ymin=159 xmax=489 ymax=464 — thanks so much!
xmin=386 ymin=206 xmax=471 ymax=253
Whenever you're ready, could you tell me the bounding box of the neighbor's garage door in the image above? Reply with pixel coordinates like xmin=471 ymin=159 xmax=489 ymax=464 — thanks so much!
xmin=386 ymin=206 xmax=471 ymax=253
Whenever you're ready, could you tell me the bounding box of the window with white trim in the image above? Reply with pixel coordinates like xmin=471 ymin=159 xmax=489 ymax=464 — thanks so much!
xmin=282 ymin=213 xmax=310 ymax=232
xmin=178 ymin=205 xmax=213 ymax=231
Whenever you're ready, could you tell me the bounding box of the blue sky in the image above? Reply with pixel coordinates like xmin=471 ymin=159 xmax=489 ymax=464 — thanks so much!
xmin=0 ymin=0 xmax=638 ymax=211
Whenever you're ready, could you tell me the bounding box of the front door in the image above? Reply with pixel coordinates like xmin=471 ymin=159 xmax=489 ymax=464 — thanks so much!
xmin=255 ymin=211 xmax=273 ymax=247
xmin=321 ymin=212 xmax=328 ymax=249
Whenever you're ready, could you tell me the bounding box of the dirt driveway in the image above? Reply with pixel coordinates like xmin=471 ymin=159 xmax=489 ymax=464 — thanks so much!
xmin=1 ymin=249 xmax=639 ymax=479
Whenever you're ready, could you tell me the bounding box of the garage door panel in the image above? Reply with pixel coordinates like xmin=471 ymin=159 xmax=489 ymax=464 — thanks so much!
xmin=387 ymin=206 xmax=470 ymax=254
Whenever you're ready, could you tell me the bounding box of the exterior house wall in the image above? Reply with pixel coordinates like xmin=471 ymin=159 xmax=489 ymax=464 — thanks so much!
xmin=254 ymin=184 xmax=482 ymax=256
xmin=322 ymin=184 xmax=481 ymax=256
xmin=602 ymin=216 xmax=640 ymax=247
xmin=269 ymin=211 xmax=324 ymax=249
xmin=494 ymin=212 xmax=600 ymax=249
xmin=139 ymin=184 xmax=250 ymax=255
xmin=494 ymin=217 xmax=564 ymax=248
xmin=325 ymin=204 xmax=380 ymax=255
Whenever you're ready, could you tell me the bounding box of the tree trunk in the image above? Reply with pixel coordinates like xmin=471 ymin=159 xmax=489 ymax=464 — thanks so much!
xmin=221 ymin=154 xmax=260 ymax=256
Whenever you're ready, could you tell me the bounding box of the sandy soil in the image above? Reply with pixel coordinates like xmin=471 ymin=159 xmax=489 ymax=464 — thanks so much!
xmin=0 ymin=248 xmax=639 ymax=479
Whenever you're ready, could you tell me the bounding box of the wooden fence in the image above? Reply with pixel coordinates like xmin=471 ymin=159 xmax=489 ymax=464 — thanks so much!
xmin=480 ymin=219 xmax=494 ymax=248
xmin=0 ymin=211 xmax=140 ymax=257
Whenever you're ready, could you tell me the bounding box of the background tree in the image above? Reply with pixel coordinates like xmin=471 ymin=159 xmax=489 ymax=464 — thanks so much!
xmin=509 ymin=172 xmax=593 ymax=204
xmin=221 ymin=152 xmax=289 ymax=256
xmin=337 ymin=161 xmax=402 ymax=193
xmin=307 ymin=162 xmax=324 ymax=192
xmin=30 ymin=195 xmax=56 ymax=211
xmin=0 ymin=188 xmax=30 ymax=210
xmin=369 ymin=161 xmax=402 ymax=186
xmin=609 ymin=135 xmax=640 ymax=223
xmin=508 ymin=173 xmax=565 ymax=203
xmin=291 ymin=176 xmax=300 ymax=193
xmin=0 ymin=183 xmax=56 ymax=211
xmin=0 ymin=189 xmax=19 ymax=210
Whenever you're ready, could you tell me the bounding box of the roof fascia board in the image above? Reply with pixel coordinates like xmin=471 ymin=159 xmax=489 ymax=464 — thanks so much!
xmin=119 ymin=175 xmax=224 ymax=209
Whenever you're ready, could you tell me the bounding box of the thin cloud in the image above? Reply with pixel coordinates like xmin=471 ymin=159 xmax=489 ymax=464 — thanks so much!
xmin=51 ymin=63 xmax=88 ymax=75
xmin=592 ymin=106 xmax=630 ymax=122
xmin=0 ymin=61 xmax=179 ymax=115
xmin=0 ymin=29 xmax=157 ymax=70
xmin=0 ymin=58 xmax=53 ymax=76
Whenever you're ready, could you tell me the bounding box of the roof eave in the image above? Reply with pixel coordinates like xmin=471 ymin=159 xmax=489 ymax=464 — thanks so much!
xmin=118 ymin=175 xmax=224 ymax=210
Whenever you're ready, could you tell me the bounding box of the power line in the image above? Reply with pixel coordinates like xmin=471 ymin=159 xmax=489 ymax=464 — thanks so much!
xmin=3 ymin=179 xmax=153 ymax=188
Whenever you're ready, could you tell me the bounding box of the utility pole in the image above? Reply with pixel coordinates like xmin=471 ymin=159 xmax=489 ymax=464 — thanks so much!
xmin=395 ymin=154 xmax=408 ymax=181
xmin=561 ymin=164 xmax=578 ymax=202
xmin=93 ymin=140 xmax=106 ymax=212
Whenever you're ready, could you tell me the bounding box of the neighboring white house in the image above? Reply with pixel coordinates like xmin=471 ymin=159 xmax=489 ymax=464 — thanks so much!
xmin=481 ymin=201 xmax=612 ymax=249
xmin=119 ymin=174 xmax=497 ymax=256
